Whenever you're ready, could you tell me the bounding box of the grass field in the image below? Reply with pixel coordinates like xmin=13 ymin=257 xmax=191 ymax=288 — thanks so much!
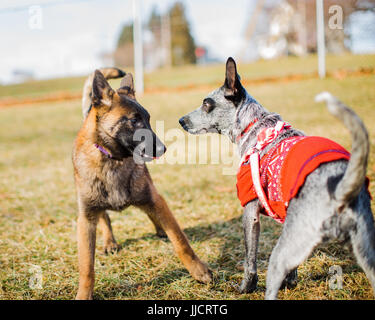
xmin=0 ymin=54 xmax=375 ymax=300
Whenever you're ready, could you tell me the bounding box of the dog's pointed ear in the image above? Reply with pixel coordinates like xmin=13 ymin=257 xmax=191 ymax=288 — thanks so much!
xmin=92 ymin=70 xmax=115 ymax=107
xmin=117 ymin=73 xmax=136 ymax=100
xmin=224 ymin=57 xmax=244 ymax=102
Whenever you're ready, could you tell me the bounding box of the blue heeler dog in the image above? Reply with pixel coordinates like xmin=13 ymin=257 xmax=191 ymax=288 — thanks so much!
xmin=179 ymin=57 xmax=375 ymax=299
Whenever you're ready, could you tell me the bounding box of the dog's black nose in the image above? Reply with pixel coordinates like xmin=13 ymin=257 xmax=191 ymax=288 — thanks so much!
xmin=179 ymin=117 xmax=186 ymax=127
xmin=156 ymin=144 xmax=167 ymax=156
xmin=153 ymin=138 xmax=167 ymax=158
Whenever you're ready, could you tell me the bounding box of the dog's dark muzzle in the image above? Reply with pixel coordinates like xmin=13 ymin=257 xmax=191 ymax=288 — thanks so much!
xmin=179 ymin=116 xmax=192 ymax=131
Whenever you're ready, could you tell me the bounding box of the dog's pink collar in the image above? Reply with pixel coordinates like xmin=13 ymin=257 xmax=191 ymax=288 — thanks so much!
xmin=94 ymin=144 xmax=113 ymax=159
xmin=236 ymin=118 xmax=258 ymax=143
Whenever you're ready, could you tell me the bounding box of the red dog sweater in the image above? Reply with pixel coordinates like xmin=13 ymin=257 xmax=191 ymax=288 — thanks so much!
xmin=236 ymin=135 xmax=352 ymax=223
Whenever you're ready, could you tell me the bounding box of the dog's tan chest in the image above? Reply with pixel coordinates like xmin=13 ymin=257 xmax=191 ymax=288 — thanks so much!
xmin=77 ymin=160 xmax=151 ymax=212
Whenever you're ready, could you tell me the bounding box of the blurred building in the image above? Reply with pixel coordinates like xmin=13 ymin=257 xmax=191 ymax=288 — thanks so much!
xmin=11 ymin=70 xmax=34 ymax=83
xmin=257 ymin=0 xmax=305 ymax=59
xmin=241 ymin=0 xmax=375 ymax=61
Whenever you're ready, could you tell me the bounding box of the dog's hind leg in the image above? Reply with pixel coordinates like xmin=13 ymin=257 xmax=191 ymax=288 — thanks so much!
xmin=265 ymin=218 xmax=321 ymax=300
xmin=280 ymin=268 xmax=298 ymax=290
xmin=349 ymin=194 xmax=375 ymax=293
xmin=76 ymin=211 xmax=99 ymax=300
xmin=239 ymin=200 xmax=260 ymax=293
xmin=98 ymin=211 xmax=121 ymax=254
xmin=138 ymin=186 xmax=212 ymax=284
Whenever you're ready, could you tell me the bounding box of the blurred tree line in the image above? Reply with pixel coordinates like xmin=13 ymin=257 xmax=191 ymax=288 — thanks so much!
xmin=114 ymin=1 xmax=196 ymax=68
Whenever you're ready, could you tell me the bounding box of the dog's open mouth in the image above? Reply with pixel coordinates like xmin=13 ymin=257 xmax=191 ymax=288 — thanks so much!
xmin=133 ymin=150 xmax=161 ymax=163
xmin=186 ymin=127 xmax=218 ymax=135
xmin=180 ymin=125 xmax=206 ymax=134
xmin=138 ymin=152 xmax=154 ymax=162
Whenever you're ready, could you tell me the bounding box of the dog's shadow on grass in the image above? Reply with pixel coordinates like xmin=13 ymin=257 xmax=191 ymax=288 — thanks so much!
xmin=98 ymin=216 xmax=246 ymax=299
xmin=108 ymin=216 xmax=255 ymax=297
xmin=95 ymin=267 xmax=190 ymax=300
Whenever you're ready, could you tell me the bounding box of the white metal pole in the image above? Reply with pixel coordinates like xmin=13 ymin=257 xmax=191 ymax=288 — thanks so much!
xmin=316 ymin=0 xmax=326 ymax=78
xmin=133 ymin=0 xmax=144 ymax=94
xmin=161 ymin=11 xmax=172 ymax=68
xmin=298 ymin=0 xmax=307 ymax=55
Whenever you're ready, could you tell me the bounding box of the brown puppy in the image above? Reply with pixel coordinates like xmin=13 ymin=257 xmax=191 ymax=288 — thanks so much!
xmin=73 ymin=68 xmax=212 ymax=300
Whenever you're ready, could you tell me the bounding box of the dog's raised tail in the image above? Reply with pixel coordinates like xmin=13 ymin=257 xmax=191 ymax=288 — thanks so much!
xmin=82 ymin=68 xmax=125 ymax=119
xmin=315 ymin=91 xmax=369 ymax=211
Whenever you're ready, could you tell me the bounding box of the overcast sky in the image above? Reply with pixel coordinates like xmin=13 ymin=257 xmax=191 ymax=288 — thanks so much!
xmin=0 ymin=0 xmax=374 ymax=84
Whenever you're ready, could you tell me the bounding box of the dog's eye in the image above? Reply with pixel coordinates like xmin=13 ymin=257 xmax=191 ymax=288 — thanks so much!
xmin=130 ymin=118 xmax=138 ymax=125
xmin=202 ymin=98 xmax=215 ymax=113
xmin=202 ymin=102 xmax=214 ymax=113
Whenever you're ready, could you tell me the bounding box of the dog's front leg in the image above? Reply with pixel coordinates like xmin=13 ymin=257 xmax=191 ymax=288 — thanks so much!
xmin=98 ymin=211 xmax=121 ymax=254
xmin=239 ymin=200 xmax=260 ymax=293
xmin=76 ymin=212 xmax=99 ymax=300
xmin=144 ymin=209 xmax=168 ymax=238
xmin=138 ymin=187 xmax=212 ymax=284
